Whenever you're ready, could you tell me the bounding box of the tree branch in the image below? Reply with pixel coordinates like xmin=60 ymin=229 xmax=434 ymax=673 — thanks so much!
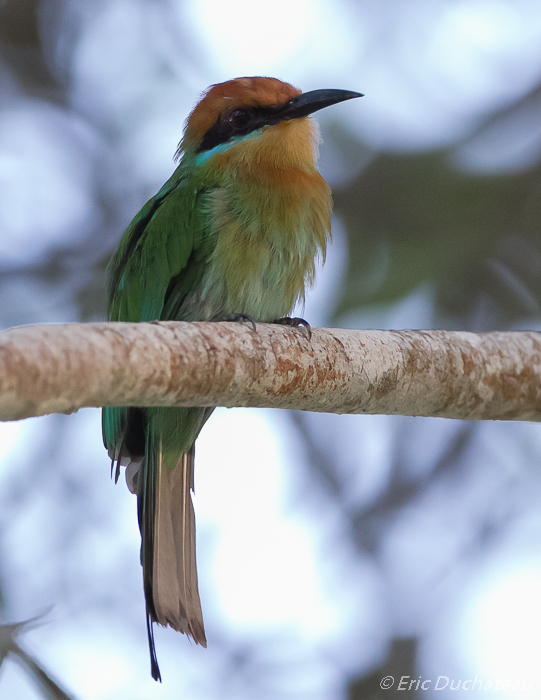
xmin=0 ymin=322 xmax=540 ymax=422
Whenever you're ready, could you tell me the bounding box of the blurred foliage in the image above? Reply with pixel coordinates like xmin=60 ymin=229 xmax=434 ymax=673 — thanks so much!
xmin=0 ymin=616 xmax=77 ymax=699
xmin=333 ymin=107 xmax=541 ymax=326
xmin=348 ymin=639 xmax=417 ymax=699
xmin=0 ymin=0 xmax=40 ymax=45
xmin=0 ymin=0 xmax=59 ymax=99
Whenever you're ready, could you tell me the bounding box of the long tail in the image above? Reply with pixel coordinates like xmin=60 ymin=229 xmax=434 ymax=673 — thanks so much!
xmin=140 ymin=443 xmax=206 ymax=681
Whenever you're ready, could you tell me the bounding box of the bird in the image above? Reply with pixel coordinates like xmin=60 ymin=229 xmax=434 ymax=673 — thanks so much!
xmin=102 ymin=77 xmax=362 ymax=681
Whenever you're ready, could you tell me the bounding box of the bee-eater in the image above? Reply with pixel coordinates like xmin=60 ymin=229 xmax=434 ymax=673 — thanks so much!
xmin=102 ymin=77 xmax=362 ymax=680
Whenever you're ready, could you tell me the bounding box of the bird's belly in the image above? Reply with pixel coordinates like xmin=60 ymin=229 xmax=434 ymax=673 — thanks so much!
xmin=181 ymin=231 xmax=317 ymax=323
xmin=181 ymin=252 xmax=304 ymax=322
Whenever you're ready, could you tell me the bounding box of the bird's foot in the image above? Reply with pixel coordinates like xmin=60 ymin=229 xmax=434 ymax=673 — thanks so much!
xmin=272 ymin=316 xmax=311 ymax=340
xmin=223 ymin=313 xmax=257 ymax=332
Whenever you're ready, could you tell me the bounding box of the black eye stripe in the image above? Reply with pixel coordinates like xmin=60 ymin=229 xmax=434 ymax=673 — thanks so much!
xmin=196 ymin=105 xmax=285 ymax=154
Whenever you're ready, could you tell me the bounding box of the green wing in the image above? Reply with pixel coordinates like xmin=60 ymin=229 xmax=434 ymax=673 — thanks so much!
xmin=102 ymin=168 xmax=211 ymax=457
xmin=107 ymin=172 xmax=207 ymax=323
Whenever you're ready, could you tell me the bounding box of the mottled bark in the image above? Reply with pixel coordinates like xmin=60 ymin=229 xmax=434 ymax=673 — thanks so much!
xmin=0 ymin=322 xmax=540 ymax=422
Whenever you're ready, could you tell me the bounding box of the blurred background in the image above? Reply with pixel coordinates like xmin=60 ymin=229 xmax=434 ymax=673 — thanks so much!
xmin=1 ymin=0 xmax=541 ymax=698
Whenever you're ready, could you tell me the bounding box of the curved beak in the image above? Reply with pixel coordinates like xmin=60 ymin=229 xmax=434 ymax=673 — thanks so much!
xmin=280 ymin=88 xmax=363 ymax=120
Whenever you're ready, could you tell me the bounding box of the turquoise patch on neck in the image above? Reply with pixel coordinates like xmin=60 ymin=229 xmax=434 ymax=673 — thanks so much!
xmin=194 ymin=129 xmax=263 ymax=167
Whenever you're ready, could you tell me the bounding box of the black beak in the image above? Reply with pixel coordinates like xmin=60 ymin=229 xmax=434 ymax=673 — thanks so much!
xmin=279 ymin=88 xmax=363 ymax=121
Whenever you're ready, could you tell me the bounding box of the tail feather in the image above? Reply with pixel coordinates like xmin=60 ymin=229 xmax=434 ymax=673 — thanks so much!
xmin=111 ymin=409 xmax=208 ymax=679
xmin=145 ymin=445 xmax=206 ymax=647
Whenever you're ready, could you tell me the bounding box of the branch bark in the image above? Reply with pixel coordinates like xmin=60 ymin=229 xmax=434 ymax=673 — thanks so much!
xmin=0 ymin=321 xmax=540 ymax=422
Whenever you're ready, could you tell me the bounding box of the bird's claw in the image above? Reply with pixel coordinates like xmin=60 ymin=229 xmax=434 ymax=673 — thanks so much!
xmin=272 ymin=316 xmax=312 ymax=340
xmin=223 ymin=313 xmax=257 ymax=332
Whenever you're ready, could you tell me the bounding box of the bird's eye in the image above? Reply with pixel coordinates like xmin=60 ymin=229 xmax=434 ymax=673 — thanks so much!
xmin=229 ymin=109 xmax=250 ymax=129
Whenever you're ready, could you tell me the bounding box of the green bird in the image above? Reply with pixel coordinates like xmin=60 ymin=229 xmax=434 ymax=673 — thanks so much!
xmin=102 ymin=76 xmax=362 ymax=680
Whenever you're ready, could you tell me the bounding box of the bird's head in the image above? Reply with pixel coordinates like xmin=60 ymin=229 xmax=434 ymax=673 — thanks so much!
xmin=176 ymin=77 xmax=362 ymax=170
